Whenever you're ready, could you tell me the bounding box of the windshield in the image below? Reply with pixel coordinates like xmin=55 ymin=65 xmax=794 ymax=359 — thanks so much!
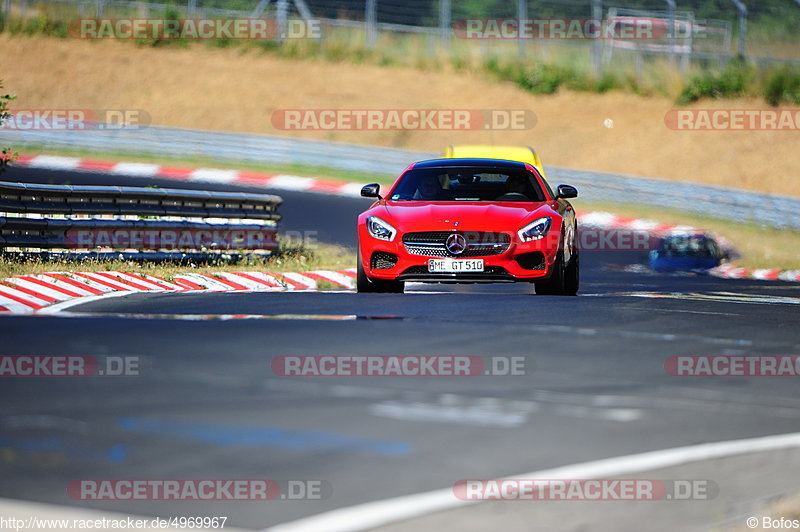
xmin=659 ymin=236 xmax=719 ymax=258
xmin=389 ymin=167 xmax=546 ymax=202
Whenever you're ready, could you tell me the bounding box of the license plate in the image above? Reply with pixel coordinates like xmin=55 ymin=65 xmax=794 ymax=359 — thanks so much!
xmin=428 ymin=259 xmax=484 ymax=273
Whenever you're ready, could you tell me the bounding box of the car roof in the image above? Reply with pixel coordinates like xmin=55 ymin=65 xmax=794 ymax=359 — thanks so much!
xmin=412 ymin=158 xmax=530 ymax=170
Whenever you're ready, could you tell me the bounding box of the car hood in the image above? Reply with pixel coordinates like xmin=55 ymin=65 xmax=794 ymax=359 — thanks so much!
xmin=379 ymin=201 xmax=552 ymax=233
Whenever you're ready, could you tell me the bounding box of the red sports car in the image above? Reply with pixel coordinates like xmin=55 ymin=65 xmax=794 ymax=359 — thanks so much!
xmin=357 ymin=158 xmax=579 ymax=295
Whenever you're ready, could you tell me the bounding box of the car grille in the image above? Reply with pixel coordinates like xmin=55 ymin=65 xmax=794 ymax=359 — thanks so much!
xmin=371 ymin=251 xmax=398 ymax=270
xmin=402 ymin=231 xmax=511 ymax=258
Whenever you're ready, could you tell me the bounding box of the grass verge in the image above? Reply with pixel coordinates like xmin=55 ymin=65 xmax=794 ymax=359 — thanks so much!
xmin=0 ymin=242 xmax=356 ymax=281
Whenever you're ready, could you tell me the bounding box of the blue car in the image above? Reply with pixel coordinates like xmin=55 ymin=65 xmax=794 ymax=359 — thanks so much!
xmin=649 ymin=233 xmax=726 ymax=272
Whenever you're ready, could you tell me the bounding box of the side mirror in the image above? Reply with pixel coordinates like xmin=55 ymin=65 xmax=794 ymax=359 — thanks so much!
xmin=361 ymin=183 xmax=381 ymax=199
xmin=556 ymin=184 xmax=578 ymax=199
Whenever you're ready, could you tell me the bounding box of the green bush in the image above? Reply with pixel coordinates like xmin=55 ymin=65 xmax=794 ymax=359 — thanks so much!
xmin=677 ymin=61 xmax=754 ymax=104
xmin=763 ymin=67 xmax=800 ymax=106
xmin=485 ymin=58 xmax=622 ymax=96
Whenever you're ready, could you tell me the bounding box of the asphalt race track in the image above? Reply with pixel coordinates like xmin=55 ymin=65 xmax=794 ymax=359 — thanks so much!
xmin=1 ymin=166 xmax=800 ymax=530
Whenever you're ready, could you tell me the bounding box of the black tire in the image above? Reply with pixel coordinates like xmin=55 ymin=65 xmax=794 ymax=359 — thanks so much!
xmin=563 ymin=247 xmax=579 ymax=296
xmin=535 ymin=248 xmax=579 ymax=296
xmin=356 ymin=253 xmax=404 ymax=293
xmin=534 ymin=250 xmax=565 ymax=295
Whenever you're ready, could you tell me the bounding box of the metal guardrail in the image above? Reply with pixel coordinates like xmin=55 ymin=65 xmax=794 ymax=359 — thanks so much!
xmin=0 ymin=180 xmax=282 ymax=252
xmin=2 ymin=125 xmax=799 ymax=231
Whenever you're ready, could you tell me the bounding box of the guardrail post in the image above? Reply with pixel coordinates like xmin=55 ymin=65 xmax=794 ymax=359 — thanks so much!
xmin=665 ymin=0 xmax=676 ymax=67
xmin=731 ymin=0 xmax=747 ymax=59
xmin=517 ymin=0 xmax=527 ymax=59
xmin=439 ymin=0 xmax=450 ymax=52
xmin=95 ymin=0 xmax=104 ymax=17
xmin=591 ymin=0 xmax=602 ymax=76
xmin=188 ymin=0 xmax=196 ymax=17
xmin=365 ymin=0 xmax=377 ymax=49
xmin=276 ymin=0 xmax=288 ymax=42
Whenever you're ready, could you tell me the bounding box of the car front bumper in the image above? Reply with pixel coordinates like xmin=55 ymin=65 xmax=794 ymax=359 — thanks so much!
xmin=358 ymin=226 xmax=560 ymax=283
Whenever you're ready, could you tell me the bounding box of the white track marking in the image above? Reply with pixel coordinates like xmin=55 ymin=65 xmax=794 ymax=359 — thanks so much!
xmin=37 ymin=291 xmax=142 ymax=313
xmin=3 ymin=278 xmax=75 ymax=301
xmin=265 ymin=175 xmax=315 ymax=191
xmin=189 ymin=168 xmax=240 ymax=183
xmin=73 ymin=272 xmax=141 ymax=291
xmin=110 ymin=162 xmax=161 ymax=176
xmin=0 ymin=297 xmax=37 ymax=313
xmin=369 ymin=401 xmax=531 ymax=428
xmin=282 ymin=272 xmax=318 ymax=289
xmin=229 ymin=271 xmax=283 ymax=287
xmin=0 ymin=284 xmax=52 ymax=307
xmin=133 ymin=273 xmax=186 ymax=290
xmin=26 ymin=274 xmax=98 ymax=297
xmin=576 ymin=212 xmax=619 ymax=227
xmin=99 ymin=272 xmax=171 ymax=291
xmin=28 ymin=155 xmax=81 ymax=170
xmin=172 ymin=273 xmax=243 ymax=291
xmin=214 ymin=272 xmax=274 ymax=290
xmin=265 ymin=431 xmax=800 ymax=532
xmin=337 ymin=182 xmax=365 ymax=196
xmin=309 ymin=270 xmax=356 ymax=288
xmin=48 ymin=273 xmax=116 ymax=293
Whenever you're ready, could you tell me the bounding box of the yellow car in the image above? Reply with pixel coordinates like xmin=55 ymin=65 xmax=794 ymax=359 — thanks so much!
xmin=443 ymin=145 xmax=547 ymax=179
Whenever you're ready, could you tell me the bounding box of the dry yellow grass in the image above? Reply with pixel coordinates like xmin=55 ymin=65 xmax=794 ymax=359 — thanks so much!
xmin=1 ymin=35 xmax=799 ymax=197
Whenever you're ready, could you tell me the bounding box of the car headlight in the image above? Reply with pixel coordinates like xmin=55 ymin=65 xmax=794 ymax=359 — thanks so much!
xmin=366 ymin=216 xmax=397 ymax=242
xmin=518 ymin=217 xmax=552 ymax=242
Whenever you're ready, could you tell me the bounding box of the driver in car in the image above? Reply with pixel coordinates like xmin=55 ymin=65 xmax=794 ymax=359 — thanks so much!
xmin=498 ymin=174 xmax=531 ymax=200
xmin=414 ymin=174 xmax=443 ymax=200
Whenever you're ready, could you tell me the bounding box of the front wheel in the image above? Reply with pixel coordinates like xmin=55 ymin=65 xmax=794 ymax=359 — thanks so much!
xmin=535 ymin=248 xmax=578 ymax=296
xmin=356 ymin=253 xmax=405 ymax=293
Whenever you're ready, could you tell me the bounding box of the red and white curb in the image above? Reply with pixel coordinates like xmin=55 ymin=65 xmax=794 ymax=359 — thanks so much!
xmin=0 ymin=269 xmax=357 ymax=314
xmin=709 ymin=264 xmax=800 ymax=282
xmin=576 ymin=211 xmax=699 ymax=236
xmin=13 ymin=154 xmax=364 ymax=196
xmin=11 ymin=156 xmax=800 ymax=284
